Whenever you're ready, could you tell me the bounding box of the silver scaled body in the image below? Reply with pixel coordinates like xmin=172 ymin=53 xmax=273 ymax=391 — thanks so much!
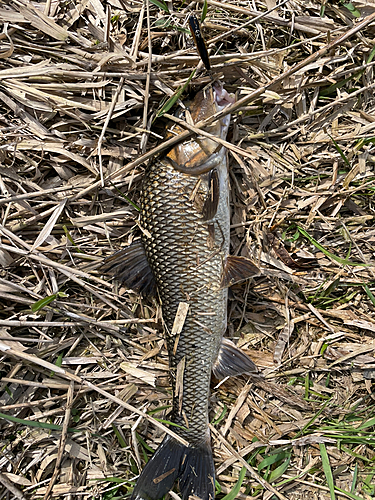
xmin=140 ymin=144 xmax=229 ymax=444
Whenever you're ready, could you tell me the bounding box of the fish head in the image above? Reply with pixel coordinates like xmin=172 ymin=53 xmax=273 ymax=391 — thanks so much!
xmin=166 ymin=82 xmax=235 ymax=173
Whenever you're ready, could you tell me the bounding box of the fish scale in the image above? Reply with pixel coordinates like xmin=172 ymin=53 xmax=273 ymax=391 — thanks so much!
xmin=140 ymin=158 xmax=229 ymax=443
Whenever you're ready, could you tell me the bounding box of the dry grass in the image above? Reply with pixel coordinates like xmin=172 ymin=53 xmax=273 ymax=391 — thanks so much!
xmin=1 ymin=0 xmax=375 ymax=499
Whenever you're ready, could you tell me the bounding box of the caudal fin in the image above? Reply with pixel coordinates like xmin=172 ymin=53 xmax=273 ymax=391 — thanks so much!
xmin=179 ymin=442 xmax=215 ymax=500
xmin=131 ymin=435 xmax=215 ymax=500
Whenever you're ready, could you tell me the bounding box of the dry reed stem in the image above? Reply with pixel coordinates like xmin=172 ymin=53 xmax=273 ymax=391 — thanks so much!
xmin=1 ymin=0 xmax=375 ymax=498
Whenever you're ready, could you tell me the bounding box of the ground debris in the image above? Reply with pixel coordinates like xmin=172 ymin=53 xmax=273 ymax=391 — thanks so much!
xmin=0 ymin=0 xmax=375 ymax=499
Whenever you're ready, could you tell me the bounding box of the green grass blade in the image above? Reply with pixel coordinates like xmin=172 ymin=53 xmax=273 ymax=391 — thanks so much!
xmin=212 ymin=404 xmax=227 ymax=425
xmin=0 ymin=411 xmax=79 ymax=433
xmin=335 ymin=486 xmax=366 ymax=500
xmin=92 ymin=477 xmax=127 ymax=484
xmin=156 ymin=69 xmax=196 ymax=118
xmin=135 ymin=432 xmax=154 ymax=454
xmin=367 ymin=45 xmax=375 ymax=64
xmin=112 ymin=424 xmax=126 ymax=448
xmin=201 ymin=0 xmax=208 ymax=22
xmin=50 ymin=351 xmax=64 ymax=377
xmin=215 ymin=479 xmax=222 ymax=495
xmin=320 ymin=76 xmax=353 ymax=97
xmin=221 ymin=466 xmax=247 ymax=500
xmin=298 ymin=399 xmax=331 ymax=436
xmin=319 ymin=443 xmax=336 ymax=500
xmin=327 ymin=132 xmax=350 ymax=167
xmin=109 ymin=181 xmax=140 ymax=211
xmin=363 ymin=284 xmax=375 ymax=306
xmin=31 ymin=294 xmax=57 ymax=312
xmin=258 ymin=450 xmax=289 ymax=472
xmin=297 ymin=227 xmax=367 ymax=267
xmin=147 ymin=405 xmax=171 ymax=415
xmin=355 ymin=416 xmax=375 ymax=431
xmin=268 ymin=453 xmax=291 ymax=482
xmin=304 ymin=371 xmax=310 ymax=399
xmin=31 ymin=291 xmax=68 ymax=313
xmin=340 ymin=445 xmax=371 ymax=463
xmin=153 ymin=417 xmax=188 ymax=430
xmin=351 ymin=463 xmax=358 ymax=494
xmin=149 ymin=0 xmax=169 ymax=13
xmin=55 ymin=351 xmax=63 ymax=368
xmin=340 ymin=1 xmax=361 ymax=17
xmin=63 ymin=225 xmax=83 ymax=252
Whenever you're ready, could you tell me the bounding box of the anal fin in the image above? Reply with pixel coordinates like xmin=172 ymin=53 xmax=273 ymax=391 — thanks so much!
xmin=102 ymin=240 xmax=155 ymax=295
xmin=212 ymin=338 xmax=258 ymax=379
xmin=220 ymin=255 xmax=260 ymax=288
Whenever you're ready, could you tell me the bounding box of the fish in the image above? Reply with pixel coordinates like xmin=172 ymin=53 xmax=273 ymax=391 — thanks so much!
xmin=104 ymin=81 xmax=260 ymax=500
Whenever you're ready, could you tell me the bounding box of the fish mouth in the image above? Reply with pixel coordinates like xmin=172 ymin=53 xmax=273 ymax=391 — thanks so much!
xmin=213 ymin=82 xmax=235 ymax=109
xmin=165 ymin=81 xmax=234 ymax=175
xmin=187 ymin=82 xmax=234 ymax=126
xmin=211 ymin=82 xmax=234 ymax=141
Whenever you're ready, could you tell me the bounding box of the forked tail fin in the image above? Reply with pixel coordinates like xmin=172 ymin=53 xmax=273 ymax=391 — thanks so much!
xmin=131 ymin=435 xmax=215 ymax=500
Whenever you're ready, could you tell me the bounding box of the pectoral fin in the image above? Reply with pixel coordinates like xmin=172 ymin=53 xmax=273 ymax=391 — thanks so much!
xmin=212 ymin=338 xmax=258 ymax=379
xmin=220 ymin=255 xmax=260 ymax=288
xmin=202 ymin=168 xmax=219 ymax=221
xmin=102 ymin=240 xmax=155 ymax=295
